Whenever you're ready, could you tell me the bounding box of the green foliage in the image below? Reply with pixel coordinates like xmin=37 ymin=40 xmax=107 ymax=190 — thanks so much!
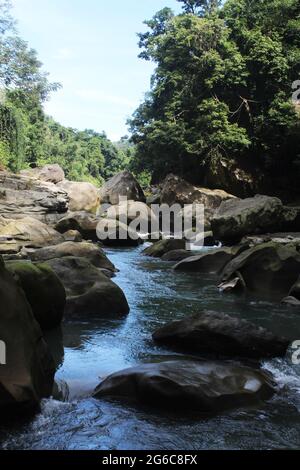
xmin=0 ymin=1 xmax=129 ymax=186
xmin=129 ymin=0 xmax=300 ymax=187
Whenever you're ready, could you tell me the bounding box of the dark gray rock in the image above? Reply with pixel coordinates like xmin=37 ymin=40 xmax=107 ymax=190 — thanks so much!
xmin=153 ymin=311 xmax=290 ymax=359
xmin=94 ymin=360 xmax=275 ymax=413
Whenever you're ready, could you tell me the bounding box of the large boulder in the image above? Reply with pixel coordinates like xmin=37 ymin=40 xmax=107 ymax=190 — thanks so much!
xmin=221 ymin=242 xmax=300 ymax=298
xmin=45 ymin=256 xmax=129 ymax=317
xmin=20 ymin=164 xmax=65 ymax=184
xmin=5 ymin=261 xmax=66 ymax=331
xmin=96 ymin=218 xmax=143 ymax=247
xmin=153 ymin=311 xmax=289 ymax=359
xmin=160 ymin=174 xmax=235 ymax=208
xmin=0 ymin=216 xmax=64 ymax=255
xmin=28 ymin=241 xmax=116 ymax=274
xmin=99 ymin=171 xmax=145 ymax=205
xmin=103 ymin=200 xmax=158 ymax=233
xmin=211 ymin=195 xmax=299 ymax=242
xmin=93 ymin=360 xmax=275 ymax=413
xmin=58 ymin=180 xmax=100 ymax=213
xmin=55 ymin=211 xmax=99 ymax=240
xmin=173 ymin=246 xmax=246 ymax=274
xmin=143 ymin=239 xmax=186 ymax=258
xmin=0 ymin=258 xmax=55 ymax=414
xmin=0 ymin=171 xmax=69 ymax=225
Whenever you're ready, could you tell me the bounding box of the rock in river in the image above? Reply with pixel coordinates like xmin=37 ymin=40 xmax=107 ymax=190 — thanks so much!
xmin=211 ymin=195 xmax=299 ymax=242
xmin=0 ymin=258 xmax=55 ymax=415
xmin=221 ymin=242 xmax=300 ymax=299
xmin=5 ymin=260 xmax=66 ymax=331
xmin=93 ymin=360 xmax=275 ymax=413
xmin=45 ymin=256 xmax=129 ymax=317
xmin=173 ymin=246 xmax=246 ymax=274
xmin=28 ymin=241 xmax=116 ymax=274
xmin=143 ymin=239 xmax=186 ymax=258
xmin=152 ymin=311 xmax=290 ymax=359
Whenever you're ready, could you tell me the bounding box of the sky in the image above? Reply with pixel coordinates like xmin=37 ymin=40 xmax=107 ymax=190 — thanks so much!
xmin=11 ymin=0 xmax=181 ymax=141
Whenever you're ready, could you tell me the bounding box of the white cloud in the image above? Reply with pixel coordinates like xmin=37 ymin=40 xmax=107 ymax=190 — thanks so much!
xmin=76 ymin=89 xmax=136 ymax=108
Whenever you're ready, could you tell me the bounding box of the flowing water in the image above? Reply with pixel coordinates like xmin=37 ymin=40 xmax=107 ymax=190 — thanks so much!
xmin=1 ymin=246 xmax=300 ymax=450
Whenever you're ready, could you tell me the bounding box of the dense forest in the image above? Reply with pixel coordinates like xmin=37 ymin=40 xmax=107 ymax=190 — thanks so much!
xmin=129 ymin=0 xmax=300 ymax=196
xmin=0 ymin=0 xmax=132 ymax=185
xmin=0 ymin=0 xmax=300 ymax=196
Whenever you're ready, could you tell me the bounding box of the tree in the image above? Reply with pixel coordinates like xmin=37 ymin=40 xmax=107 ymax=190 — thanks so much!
xmin=129 ymin=0 xmax=300 ymax=193
xmin=177 ymin=0 xmax=221 ymax=16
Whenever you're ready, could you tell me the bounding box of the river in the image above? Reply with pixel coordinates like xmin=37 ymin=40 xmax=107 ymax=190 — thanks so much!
xmin=1 ymin=246 xmax=300 ymax=450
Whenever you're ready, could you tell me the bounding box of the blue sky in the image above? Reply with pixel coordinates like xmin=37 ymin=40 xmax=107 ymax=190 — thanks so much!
xmin=12 ymin=0 xmax=181 ymax=141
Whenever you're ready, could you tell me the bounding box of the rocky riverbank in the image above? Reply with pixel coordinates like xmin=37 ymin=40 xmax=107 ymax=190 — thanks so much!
xmin=0 ymin=165 xmax=299 ymax=420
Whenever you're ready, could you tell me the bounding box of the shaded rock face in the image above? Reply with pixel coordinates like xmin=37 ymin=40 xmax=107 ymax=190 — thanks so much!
xmin=0 ymin=258 xmax=55 ymax=414
xmin=28 ymin=241 xmax=116 ymax=274
xmin=211 ymin=195 xmax=299 ymax=242
xmin=58 ymin=180 xmax=100 ymax=213
xmin=205 ymin=157 xmax=261 ymax=198
xmin=289 ymin=276 xmax=300 ymax=300
xmin=143 ymin=239 xmax=186 ymax=258
xmin=97 ymin=219 xmax=144 ymax=247
xmin=221 ymin=242 xmax=300 ymax=299
xmin=0 ymin=217 xmax=64 ymax=255
xmin=160 ymin=174 xmax=235 ymax=208
xmin=173 ymin=246 xmax=246 ymax=274
xmin=153 ymin=312 xmax=289 ymax=359
xmin=45 ymin=256 xmax=129 ymax=317
xmin=0 ymin=171 xmax=69 ymax=225
xmin=55 ymin=211 xmax=99 ymax=240
xmin=99 ymin=171 xmax=146 ymax=205
xmin=93 ymin=360 xmax=275 ymax=413
xmin=20 ymin=164 xmax=65 ymax=184
xmin=5 ymin=261 xmax=66 ymax=331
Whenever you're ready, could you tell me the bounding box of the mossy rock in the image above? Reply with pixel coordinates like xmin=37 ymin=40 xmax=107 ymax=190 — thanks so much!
xmin=5 ymin=261 xmax=66 ymax=330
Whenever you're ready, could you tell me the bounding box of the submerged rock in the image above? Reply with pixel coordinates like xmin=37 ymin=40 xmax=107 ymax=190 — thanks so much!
xmin=221 ymin=242 xmax=300 ymax=299
xmin=0 ymin=258 xmax=55 ymax=414
xmin=45 ymin=256 xmax=129 ymax=317
xmin=152 ymin=311 xmax=289 ymax=359
xmin=211 ymin=195 xmax=299 ymax=242
xmin=93 ymin=360 xmax=275 ymax=413
xmin=5 ymin=261 xmax=66 ymax=331
xmin=99 ymin=171 xmax=145 ymax=205
xmin=143 ymin=239 xmax=186 ymax=258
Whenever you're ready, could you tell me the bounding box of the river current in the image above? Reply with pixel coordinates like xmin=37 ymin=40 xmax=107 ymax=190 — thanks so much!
xmin=1 ymin=246 xmax=300 ymax=450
